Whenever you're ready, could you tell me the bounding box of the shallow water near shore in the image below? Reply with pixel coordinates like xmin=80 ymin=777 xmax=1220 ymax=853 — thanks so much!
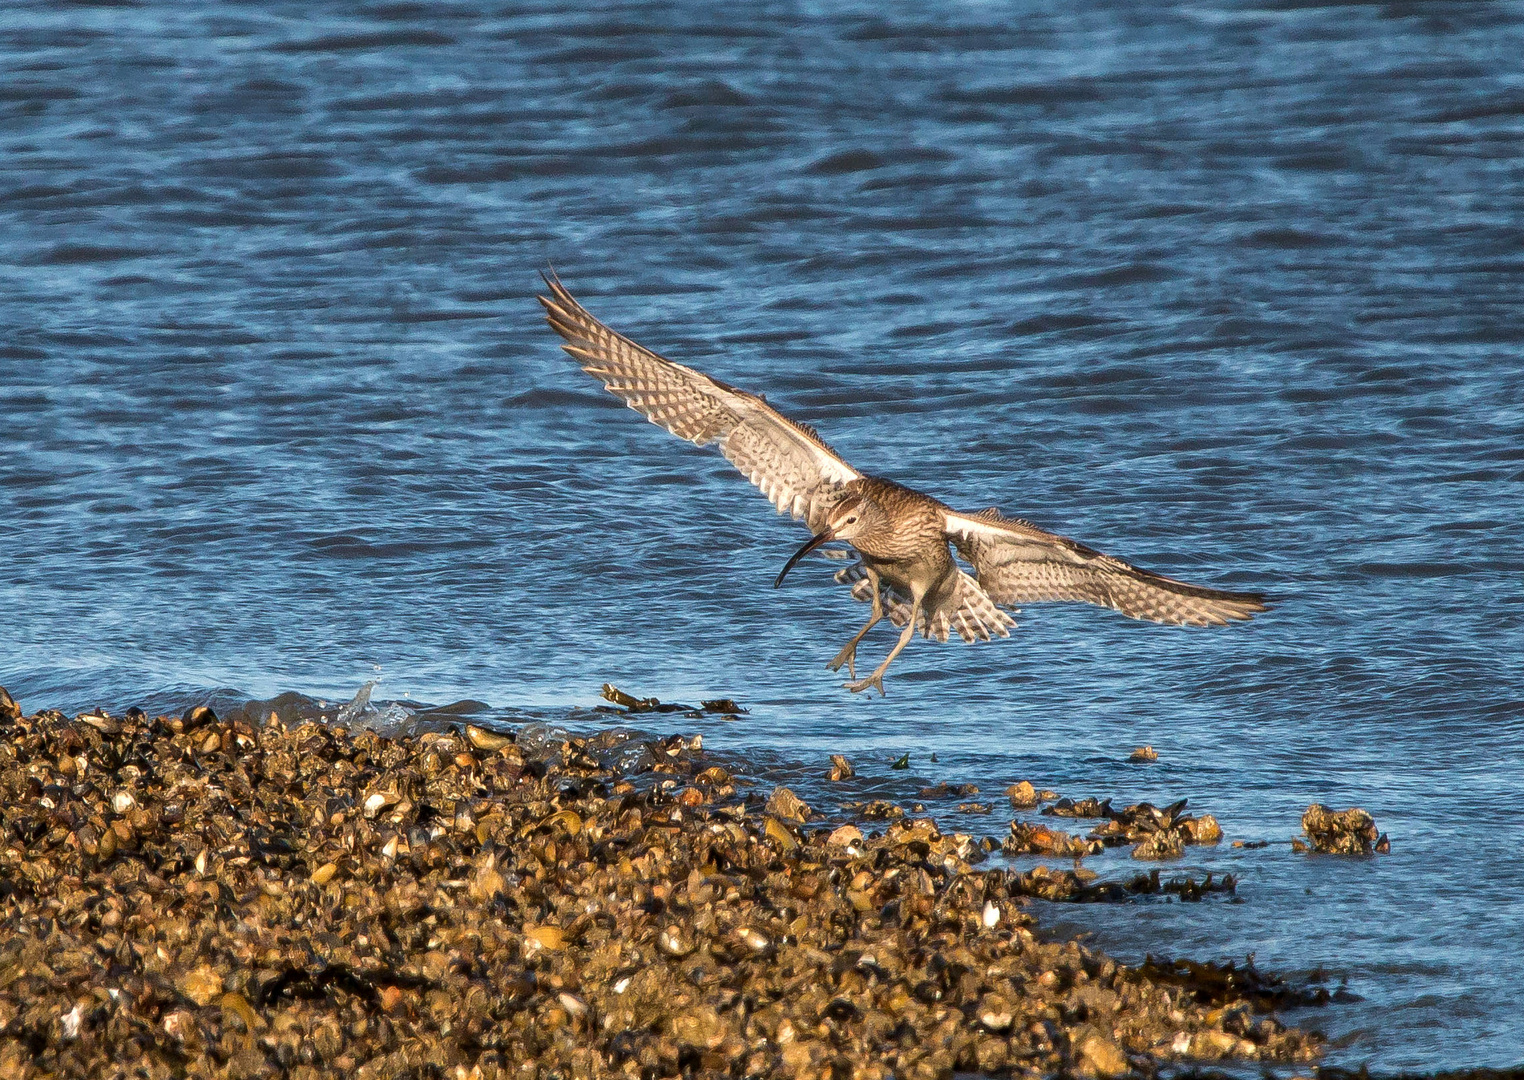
xmin=3 ymin=0 xmax=1523 ymax=1071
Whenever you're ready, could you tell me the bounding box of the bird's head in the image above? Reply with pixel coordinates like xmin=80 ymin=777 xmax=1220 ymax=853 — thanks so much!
xmin=773 ymin=491 xmax=877 ymax=588
xmin=822 ymin=492 xmax=875 ymax=542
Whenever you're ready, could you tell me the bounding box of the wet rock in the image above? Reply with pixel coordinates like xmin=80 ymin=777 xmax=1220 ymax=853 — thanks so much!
xmin=699 ymin=698 xmax=746 ymax=715
xmin=601 ymin=682 xmax=657 ymax=710
xmin=827 ymin=824 xmax=863 ymax=848
xmin=79 ymin=711 xmax=122 ymax=734
xmin=658 ymin=926 xmax=695 ymax=957
xmin=764 ymin=785 xmax=811 ymax=822
xmin=918 ymin=781 xmax=978 ymax=798
xmin=843 ymin=799 xmax=905 ymax=820
xmin=1128 ymin=745 xmax=1159 ymax=763
xmin=600 ymin=682 xmax=693 ymax=713
xmin=763 ymin=815 xmax=800 ymax=850
xmin=181 ymin=704 xmax=216 ymax=730
xmin=464 ymin=723 xmax=513 ymax=751
xmin=1010 ymin=864 xmax=1103 ymax=901
xmin=1131 ymin=829 xmax=1186 ymax=860
xmin=1138 ymin=955 xmax=1352 ymax=1009
xmin=1077 ymin=1029 xmax=1130 ymax=1078
xmin=1010 ymin=866 xmax=1237 ymax=904
xmin=1044 ymin=796 xmax=1113 ymax=818
xmin=1082 ymin=797 xmax=1226 ymax=862
xmin=0 ymin=686 xmax=20 ymax=723
xmin=178 ymin=966 xmax=224 ymax=1007
xmin=1299 ymin=804 xmax=1388 ymax=855
xmin=1184 ymin=814 xmax=1223 ymax=845
xmin=1006 ymin=780 xmax=1039 ymax=808
xmin=827 ymin=753 xmax=855 ymax=781
xmin=525 ymin=925 xmax=564 ymax=951
xmin=977 ymin=994 xmax=1015 ymax=1032
xmin=1004 ymin=822 xmax=1103 ymax=858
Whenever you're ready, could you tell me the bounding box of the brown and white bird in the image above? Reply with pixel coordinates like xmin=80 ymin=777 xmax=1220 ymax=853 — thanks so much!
xmin=538 ymin=272 xmax=1267 ymax=695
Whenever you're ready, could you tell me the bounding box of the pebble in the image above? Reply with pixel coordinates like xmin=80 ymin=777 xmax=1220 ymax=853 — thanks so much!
xmin=1006 ymin=780 xmax=1039 ymax=808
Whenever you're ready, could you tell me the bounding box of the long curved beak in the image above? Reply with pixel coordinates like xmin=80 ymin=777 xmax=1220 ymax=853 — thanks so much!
xmin=774 ymin=527 xmax=836 ymax=588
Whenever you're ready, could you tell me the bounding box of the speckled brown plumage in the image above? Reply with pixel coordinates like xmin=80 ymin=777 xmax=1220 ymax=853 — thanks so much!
xmin=539 ymin=272 xmax=1267 ymax=695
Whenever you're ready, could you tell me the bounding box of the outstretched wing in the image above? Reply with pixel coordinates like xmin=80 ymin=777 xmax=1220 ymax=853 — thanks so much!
xmin=539 ymin=272 xmax=860 ymax=532
xmin=944 ymin=509 xmax=1267 ymax=627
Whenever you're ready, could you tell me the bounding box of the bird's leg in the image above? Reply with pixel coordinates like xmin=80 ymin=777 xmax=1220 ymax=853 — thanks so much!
xmin=845 ymin=596 xmax=922 ymax=697
xmin=826 ymin=568 xmax=883 ymax=679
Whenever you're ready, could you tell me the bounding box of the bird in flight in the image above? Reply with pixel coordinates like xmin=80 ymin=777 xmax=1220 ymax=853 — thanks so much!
xmin=538 ymin=272 xmax=1267 ymax=695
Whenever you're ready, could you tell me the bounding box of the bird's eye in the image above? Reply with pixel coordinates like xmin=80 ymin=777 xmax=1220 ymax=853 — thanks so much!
xmin=845 ymin=515 xmax=858 ymax=524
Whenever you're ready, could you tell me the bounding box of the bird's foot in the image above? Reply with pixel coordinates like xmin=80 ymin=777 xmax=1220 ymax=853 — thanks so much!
xmin=843 ymin=672 xmax=886 ymax=696
xmin=825 ymin=643 xmax=859 ymax=678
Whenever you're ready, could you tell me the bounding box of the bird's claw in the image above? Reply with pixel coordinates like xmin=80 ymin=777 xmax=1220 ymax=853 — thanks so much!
xmin=844 ymin=672 xmax=886 ymax=696
xmin=826 ymin=645 xmax=858 ymax=678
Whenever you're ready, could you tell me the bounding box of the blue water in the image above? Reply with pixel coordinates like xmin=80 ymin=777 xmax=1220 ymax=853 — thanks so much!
xmin=3 ymin=0 xmax=1523 ymax=1070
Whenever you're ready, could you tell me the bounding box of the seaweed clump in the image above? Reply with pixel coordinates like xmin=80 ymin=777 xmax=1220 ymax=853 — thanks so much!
xmin=0 ymin=690 xmax=1321 ymax=1078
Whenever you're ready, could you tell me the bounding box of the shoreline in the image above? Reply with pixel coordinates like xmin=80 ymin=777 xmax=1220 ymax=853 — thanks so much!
xmin=0 ymin=691 xmax=1331 ymax=1078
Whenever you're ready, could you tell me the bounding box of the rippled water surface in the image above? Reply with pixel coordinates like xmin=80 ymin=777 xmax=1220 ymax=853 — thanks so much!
xmin=4 ymin=0 xmax=1523 ymax=1070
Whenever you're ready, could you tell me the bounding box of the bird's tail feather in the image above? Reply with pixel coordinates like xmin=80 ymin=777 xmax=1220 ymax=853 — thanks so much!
xmin=931 ymin=570 xmax=1016 ymax=643
xmin=835 ymin=564 xmax=1015 ymax=643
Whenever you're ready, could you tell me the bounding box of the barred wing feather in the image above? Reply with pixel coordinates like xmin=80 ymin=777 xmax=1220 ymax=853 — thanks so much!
xmin=944 ymin=510 xmax=1266 ymax=627
xmin=539 ymin=273 xmax=860 ymax=533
